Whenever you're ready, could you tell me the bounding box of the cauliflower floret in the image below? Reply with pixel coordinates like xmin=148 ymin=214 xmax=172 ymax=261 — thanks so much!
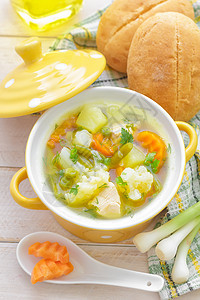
xmin=64 ymin=169 xmax=110 ymax=207
xmin=120 ymin=166 xmax=153 ymax=201
xmin=73 ymin=130 xmax=92 ymax=147
xmin=90 ymin=182 xmax=121 ymax=218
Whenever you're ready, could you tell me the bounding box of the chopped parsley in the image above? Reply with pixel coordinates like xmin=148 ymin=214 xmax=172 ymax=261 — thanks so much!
xmin=144 ymin=152 xmax=156 ymax=165
xmin=54 ymin=123 xmax=58 ymax=130
xmin=120 ymin=128 xmax=133 ymax=145
xmin=52 ymin=152 xmax=60 ymax=165
xmin=116 ymin=176 xmax=127 ymax=186
xmin=69 ymin=184 xmax=79 ymax=196
xmin=151 ymin=159 xmax=160 ymax=173
xmin=96 ymin=197 xmax=99 ymax=204
xmin=94 ymin=153 xmax=111 ymax=166
xmin=70 ymin=147 xmax=78 ymax=164
xmin=144 ymin=152 xmax=160 ymax=173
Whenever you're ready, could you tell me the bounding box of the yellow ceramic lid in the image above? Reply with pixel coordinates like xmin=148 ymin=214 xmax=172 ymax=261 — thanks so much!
xmin=0 ymin=37 xmax=106 ymax=117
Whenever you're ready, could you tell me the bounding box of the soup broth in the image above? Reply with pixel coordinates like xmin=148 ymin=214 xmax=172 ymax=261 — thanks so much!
xmin=44 ymin=101 xmax=170 ymax=219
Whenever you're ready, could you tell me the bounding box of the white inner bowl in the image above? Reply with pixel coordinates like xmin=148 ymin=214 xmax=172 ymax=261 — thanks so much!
xmin=26 ymin=87 xmax=185 ymax=230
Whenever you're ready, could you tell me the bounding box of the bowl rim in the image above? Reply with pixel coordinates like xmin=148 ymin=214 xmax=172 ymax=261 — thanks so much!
xmin=25 ymin=86 xmax=186 ymax=230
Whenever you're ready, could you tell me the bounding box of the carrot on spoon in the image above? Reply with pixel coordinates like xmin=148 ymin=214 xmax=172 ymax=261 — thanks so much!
xmin=31 ymin=259 xmax=74 ymax=284
xmin=29 ymin=241 xmax=69 ymax=264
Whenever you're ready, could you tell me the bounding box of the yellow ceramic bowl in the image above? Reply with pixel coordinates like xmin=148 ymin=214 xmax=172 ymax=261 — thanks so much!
xmin=10 ymin=87 xmax=197 ymax=243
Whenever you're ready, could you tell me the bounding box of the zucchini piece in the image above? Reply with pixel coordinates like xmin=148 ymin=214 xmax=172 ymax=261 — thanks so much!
xmin=76 ymin=106 xmax=107 ymax=133
xmin=120 ymin=145 xmax=145 ymax=168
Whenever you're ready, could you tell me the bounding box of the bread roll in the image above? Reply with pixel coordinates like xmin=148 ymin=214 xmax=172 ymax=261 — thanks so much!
xmin=127 ymin=12 xmax=200 ymax=121
xmin=96 ymin=0 xmax=194 ymax=73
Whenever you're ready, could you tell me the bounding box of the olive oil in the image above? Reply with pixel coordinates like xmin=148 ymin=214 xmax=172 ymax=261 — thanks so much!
xmin=11 ymin=0 xmax=83 ymax=31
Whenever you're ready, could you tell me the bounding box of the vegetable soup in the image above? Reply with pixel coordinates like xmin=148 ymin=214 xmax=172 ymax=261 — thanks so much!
xmin=44 ymin=102 xmax=170 ymax=219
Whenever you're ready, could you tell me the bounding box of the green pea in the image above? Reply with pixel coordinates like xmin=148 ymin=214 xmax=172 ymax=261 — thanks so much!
xmin=110 ymin=143 xmax=133 ymax=168
xmin=101 ymin=127 xmax=111 ymax=137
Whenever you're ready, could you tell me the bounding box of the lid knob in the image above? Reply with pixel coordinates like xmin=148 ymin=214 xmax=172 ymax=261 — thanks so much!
xmin=15 ymin=37 xmax=42 ymax=65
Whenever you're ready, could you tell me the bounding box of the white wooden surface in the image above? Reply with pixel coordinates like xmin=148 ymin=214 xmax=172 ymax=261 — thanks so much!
xmin=0 ymin=0 xmax=200 ymax=299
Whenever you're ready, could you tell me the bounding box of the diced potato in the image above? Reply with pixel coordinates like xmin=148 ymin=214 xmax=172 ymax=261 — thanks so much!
xmin=65 ymin=169 xmax=110 ymax=207
xmin=120 ymin=145 xmax=145 ymax=168
xmin=76 ymin=106 xmax=107 ymax=133
xmin=73 ymin=130 xmax=92 ymax=147
xmin=89 ymin=182 xmax=121 ymax=218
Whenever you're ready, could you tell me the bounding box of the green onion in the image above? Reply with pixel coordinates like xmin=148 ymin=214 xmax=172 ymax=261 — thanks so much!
xmin=155 ymin=215 xmax=200 ymax=260
xmin=171 ymin=221 xmax=200 ymax=284
xmin=133 ymin=201 xmax=200 ymax=253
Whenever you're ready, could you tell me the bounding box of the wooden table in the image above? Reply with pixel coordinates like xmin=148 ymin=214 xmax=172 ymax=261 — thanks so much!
xmin=0 ymin=0 xmax=199 ymax=299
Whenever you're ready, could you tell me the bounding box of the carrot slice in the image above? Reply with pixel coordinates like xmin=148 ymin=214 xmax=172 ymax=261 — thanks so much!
xmin=29 ymin=241 xmax=69 ymax=264
xmin=137 ymin=131 xmax=166 ymax=170
xmin=92 ymin=133 xmax=114 ymax=157
xmin=31 ymin=259 xmax=74 ymax=284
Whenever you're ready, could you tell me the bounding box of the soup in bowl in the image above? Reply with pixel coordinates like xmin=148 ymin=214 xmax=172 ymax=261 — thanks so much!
xmin=10 ymin=87 xmax=197 ymax=242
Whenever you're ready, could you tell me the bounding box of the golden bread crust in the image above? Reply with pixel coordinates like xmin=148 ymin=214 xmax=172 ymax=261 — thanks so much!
xmin=127 ymin=12 xmax=200 ymax=121
xmin=96 ymin=0 xmax=194 ymax=73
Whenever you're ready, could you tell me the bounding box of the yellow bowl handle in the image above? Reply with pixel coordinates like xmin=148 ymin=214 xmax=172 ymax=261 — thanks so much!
xmin=175 ymin=121 xmax=198 ymax=162
xmin=10 ymin=166 xmax=47 ymax=210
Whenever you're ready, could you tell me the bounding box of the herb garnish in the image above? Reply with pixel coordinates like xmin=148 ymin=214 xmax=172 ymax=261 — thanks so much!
xmin=69 ymin=184 xmax=79 ymax=196
xmin=144 ymin=152 xmax=160 ymax=173
xmin=70 ymin=147 xmax=78 ymax=164
xmin=116 ymin=176 xmax=127 ymax=186
xmin=120 ymin=128 xmax=133 ymax=145
xmin=94 ymin=153 xmax=111 ymax=166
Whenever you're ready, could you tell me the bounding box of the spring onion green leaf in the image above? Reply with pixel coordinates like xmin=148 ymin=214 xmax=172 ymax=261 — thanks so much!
xmin=69 ymin=184 xmax=79 ymax=196
xmin=70 ymin=147 xmax=78 ymax=164
xmin=133 ymin=201 xmax=200 ymax=253
xmin=120 ymin=128 xmax=133 ymax=145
